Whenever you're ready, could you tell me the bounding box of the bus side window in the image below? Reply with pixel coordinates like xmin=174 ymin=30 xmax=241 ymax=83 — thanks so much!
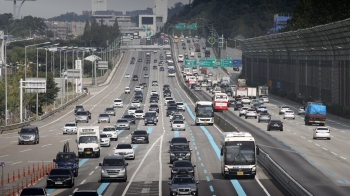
xmin=220 ymin=148 xmax=223 ymax=156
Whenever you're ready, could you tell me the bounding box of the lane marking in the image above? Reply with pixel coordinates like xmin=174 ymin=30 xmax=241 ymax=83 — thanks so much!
xmin=0 ymin=155 xmax=9 ymax=158
xmin=80 ymin=179 xmax=86 ymax=184
xmin=19 ymin=149 xmax=31 ymax=153
xmin=158 ymin=134 xmax=163 ymax=196
xmin=322 ymin=147 xmax=328 ymax=151
xmin=11 ymin=161 xmax=22 ymax=165
xmin=89 ymin=171 xmax=94 ymax=175
xmin=41 ymin=144 xmax=52 ymax=147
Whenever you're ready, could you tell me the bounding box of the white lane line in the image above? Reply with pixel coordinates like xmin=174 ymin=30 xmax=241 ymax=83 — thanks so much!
xmin=301 ymin=136 xmax=306 ymax=139
xmin=340 ymin=156 xmax=347 ymax=160
xmin=322 ymin=147 xmax=328 ymax=151
xmin=60 ymin=139 xmax=71 ymax=142
xmin=121 ymin=136 xmax=163 ymax=196
xmin=158 ymin=134 xmax=163 ymax=196
xmin=0 ymin=155 xmax=9 ymax=158
xmin=122 ymin=140 xmax=125 ymax=142
xmin=10 ymin=141 xmax=17 ymax=143
xmin=11 ymin=161 xmax=23 ymax=165
xmin=41 ymin=144 xmax=52 ymax=147
xmin=80 ymin=179 xmax=86 ymax=184
xmin=307 ymin=140 xmax=312 ymax=142
xmin=95 ymin=166 xmax=98 ymax=169
xmin=73 ymin=188 xmax=78 ymax=193
xmin=89 ymin=171 xmax=94 ymax=175
xmin=315 ymin=143 xmax=320 ymax=146
xmin=341 ymin=131 xmax=345 ymax=133
xmin=20 ymin=149 xmax=32 ymax=153
xmin=331 ymin=151 xmax=337 ymax=155
xmin=255 ymin=177 xmax=271 ymax=196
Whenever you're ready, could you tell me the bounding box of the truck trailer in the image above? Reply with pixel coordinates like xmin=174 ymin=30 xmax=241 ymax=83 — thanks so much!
xmin=305 ymin=104 xmax=326 ymax=126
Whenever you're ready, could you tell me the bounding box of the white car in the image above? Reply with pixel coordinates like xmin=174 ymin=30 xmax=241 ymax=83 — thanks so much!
xmin=178 ymin=55 xmax=184 ymax=62
xmin=125 ymin=74 xmax=130 ymax=78
xmin=171 ymin=120 xmax=186 ymax=131
xmin=283 ymin=110 xmax=295 ymax=119
xmin=164 ymin=97 xmax=174 ymax=106
xmin=63 ymin=122 xmax=77 ymax=134
xmin=153 ymin=50 xmax=157 ymax=53
xmin=176 ymin=102 xmax=186 ymax=111
xmin=241 ymin=97 xmax=251 ymax=104
xmin=131 ymin=100 xmax=141 ymax=108
xmin=113 ymin=99 xmax=123 ymax=108
xmin=262 ymin=96 xmax=269 ymax=103
xmin=128 ymin=107 xmax=137 ymax=115
xmin=245 ymin=109 xmax=257 ymax=119
xmin=134 ymin=109 xmax=144 ymax=119
xmin=298 ymin=107 xmax=305 ymax=115
xmin=256 ymin=106 xmax=267 ymax=113
xmin=239 ymin=107 xmax=249 ymax=117
xmin=100 ymin=133 xmax=110 ymax=147
xmin=134 ymin=86 xmax=142 ymax=92
xmin=279 ymin=105 xmax=291 ymax=115
xmin=124 ymin=87 xmax=130 ymax=94
xmin=101 ymin=126 xmax=118 ymax=141
xmin=114 ymin=144 xmax=135 ymax=160
xmin=144 ymin=74 xmax=149 ymax=78
xmin=313 ymin=127 xmax=331 ymax=140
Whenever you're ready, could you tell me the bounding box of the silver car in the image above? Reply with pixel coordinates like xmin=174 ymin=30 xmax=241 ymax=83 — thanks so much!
xmin=99 ymin=155 xmax=128 ymax=182
xmin=115 ymin=119 xmax=130 ymax=130
xmin=75 ymin=111 xmax=89 ymax=123
xmin=298 ymin=107 xmax=305 ymax=115
xmin=245 ymin=109 xmax=257 ymax=119
xmin=98 ymin=113 xmax=110 ymax=123
xmin=194 ymin=85 xmax=201 ymax=91
xmin=258 ymin=112 xmax=271 ymax=123
xmin=105 ymin=107 xmax=116 ymax=116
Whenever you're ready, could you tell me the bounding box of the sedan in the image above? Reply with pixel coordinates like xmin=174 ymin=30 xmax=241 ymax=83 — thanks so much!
xmin=256 ymin=106 xmax=267 ymax=113
xmin=313 ymin=127 xmax=331 ymax=140
xmin=123 ymin=114 xmax=136 ymax=124
xmin=98 ymin=114 xmax=110 ymax=123
xmin=134 ymin=110 xmax=145 ymax=119
xmin=245 ymin=109 xmax=257 ymax=119
xmin=105 ymin=107 xmax=116 ymax=116
xmin=100 ymin=133 xmax=110 ymax=147
xmin=262 ymin=96 xmax=269 ymax=103
xmin=171 ymin=120 xmax=186 ymax=131
xmin=125 ymin=74 xmax=130 ymax=78
xmin=115 ymin=119 xmax=130 ymax=130
xmin=241 ymin=97 xmax=251 ymax=104
xmin=169 ymin=160 xmax=196 ymax=178
xmin=283 ymin=110 xmax=295 ymax=119
xmin=298 ymin=107 xmax=305 ymax=115
xmin=46 ymin=168 xmax=74 ymax=188
xmin=258 ymin=112 xmax=271 ymax=123
xmin=239 ymin=107 xmax=249 ymax=117
xmin=138 ymin=59 xmax=142 ymax=62
xmin=267 ymin=120 xmax=283 ymax=131
xmin=144 ymin=74 xmax=149 ymax=78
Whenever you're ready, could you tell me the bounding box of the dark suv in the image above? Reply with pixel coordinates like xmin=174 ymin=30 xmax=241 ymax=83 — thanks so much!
xmin=166 ymin=106 xmax=178 ymax=116
xmin=169 ymin=143 xmax=191 ymax=164
xmin=267 ymin=120 xmax=283 ymax=131
xmin=133 ymin=75 xmax=138 ymax=81
xmin=20 ymin=187 xmax=47 ymax=196
xmin=74 ymin=105 xmax=84 ymax=114
xmin=46 ymin=168 xmax=74 ymax=188
xmin=131 ymin=130 xmax=149 ymax=144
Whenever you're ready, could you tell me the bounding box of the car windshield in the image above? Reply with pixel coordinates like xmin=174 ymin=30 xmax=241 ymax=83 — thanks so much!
xmin=150 ymin=105 xmax=158 ymax=108
xmin=50 ymin=169 xmax=71 ymax=175
xmin=177 ymin=103 xmax=183 ymax=105
xmin=168 ymin=107 xmax=177 ymax=110
xmin=173 ymin=177 xmax=195 ymax=184
xmin=171 ymin=138 xmax=188 ymax=143
xmin=76 ymin=106 xmax=83 ymax=109
xmin=99 ymin=114 xmax=109 ymax=117
xmin=56 ymin=154 xmax=76 ymax=162
xmin=103 ymin=127 xmax=116 ymax=132
xmin=78 ymin=136 xmax=98 ymax=144
xmin=282 ymin=106 xmax=290 ymax=109
xmin=65 ymin=123 xmax=76 ymax=127
xmin=100 ymin=134 xmax=108 ymax=138
xmin=145 ymin=113 xmax=155 ymax=117
xmin=173 ymin=115 xmax=183 ymax=119
xmin=285 ymin=111 xmax=293 ymax=113
xmin=103 ymin=159 xmax=125 ymax=166
xmin=270 ymin=120 xmax=281 ymax=123
xmin=117 ymin=120 xmax=128 ymax=123
xmin=171 ymin=145 xmax=189 ymax=151
xmin=116 ymin=144 xmax=132 ymax=149
xmin=20 ymin=128 xmax=35 ymax=134
xmin=174 ymin=161 xmax=192 ymax=167
xmin=20 ymin=188 xmax=45 ymax=195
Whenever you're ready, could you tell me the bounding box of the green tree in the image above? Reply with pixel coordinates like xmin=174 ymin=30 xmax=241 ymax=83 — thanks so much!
xmin=83 ymin=20 xmax=91 ymax=45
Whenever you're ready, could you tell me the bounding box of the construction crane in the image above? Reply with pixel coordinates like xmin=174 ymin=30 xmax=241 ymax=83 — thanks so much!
xmin=5 ymin=0 xmax=36 ymax=19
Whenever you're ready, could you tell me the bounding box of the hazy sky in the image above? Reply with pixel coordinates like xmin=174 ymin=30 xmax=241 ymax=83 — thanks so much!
xmin=0 ymin=0 xmax=189 ymax=19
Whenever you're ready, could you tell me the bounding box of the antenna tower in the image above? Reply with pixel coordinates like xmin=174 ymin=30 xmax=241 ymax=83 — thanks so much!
xmin=5 ymin=0 xmax=37 ymax=19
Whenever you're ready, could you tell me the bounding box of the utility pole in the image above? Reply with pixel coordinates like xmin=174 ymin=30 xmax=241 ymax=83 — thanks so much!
xmin=218 ymin=34 xmax=224 ymax=58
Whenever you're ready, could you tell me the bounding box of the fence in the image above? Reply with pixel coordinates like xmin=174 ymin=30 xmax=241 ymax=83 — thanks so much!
xmin=240 ymin=18 xmax=350 ymax=107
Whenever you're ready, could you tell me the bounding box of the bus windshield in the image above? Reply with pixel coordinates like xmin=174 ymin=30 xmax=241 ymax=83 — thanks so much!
xmin=196 ymin=105 xmax=213 ymax=117
xmin=224 ymin=141 xmax=255 ymax=165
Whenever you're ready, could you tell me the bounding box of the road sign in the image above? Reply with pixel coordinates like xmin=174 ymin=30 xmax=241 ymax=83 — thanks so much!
xmin=221 ymin=59 xmax=232 ymax=67
xmin=67 ymin=69 xmax=81 ymax=79
xmin=207 ymin=37 xmax=216 ymax=45
xmin=187 ymin=23 xmax=197 ymax=30
xmin=277 ymin=82 xmax=281 ymax=89
xmin=24 ymin=78 xmax=47 ymax=93
xmin=199 ymin=59 xmax=216 ymax=67
xmin=98 ymin=61 xmax=108 ymax=69
xmin=184 ymin=59 xmax=197 ymax=67
xmin=0 ymin=162 xmax=5 ymax=166
xmin=175 ymin=23 xmax=186 ymax=30
xmin=199 ymin=59 xmax=233 ymax=68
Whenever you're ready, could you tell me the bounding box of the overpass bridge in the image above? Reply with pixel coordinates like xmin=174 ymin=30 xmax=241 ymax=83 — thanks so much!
xmin=120 ymin=44 xmax=171 ymax=51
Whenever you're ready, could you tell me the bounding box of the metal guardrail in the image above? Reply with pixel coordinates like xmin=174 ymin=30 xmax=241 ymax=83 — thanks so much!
xmin=0 ymin=121 xmax=31 ymax=133
xmin=170 ymin=38 xmax=312 ymax=196
xmin=38 ymin=92 xmax=87 ymax=121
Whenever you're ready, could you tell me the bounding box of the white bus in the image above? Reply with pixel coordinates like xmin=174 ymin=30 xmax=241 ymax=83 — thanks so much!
xmin=194 ymin=101 xmax=214 ymax=126
xmin=220 ymin=132 xmax=258 ymax=179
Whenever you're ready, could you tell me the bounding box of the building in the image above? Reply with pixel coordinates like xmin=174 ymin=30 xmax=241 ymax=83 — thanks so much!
xmin=268 ymin=14 xmax=291 ymax=35
xmin=45 ymin=21 xmax=85 ymax=40
xmin=153 ymin=0 xmax=168 ymax=24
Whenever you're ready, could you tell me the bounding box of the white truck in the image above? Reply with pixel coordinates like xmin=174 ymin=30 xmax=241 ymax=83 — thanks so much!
xmin=76 ymin=126 xmax=100 ymax=158
xmin=258 ymin=86 xmax=269 ymax=97
xmin=221 ymin=76 xmax=230 ymax=84
xmin=197 ymin=75 xmax=204 ymax=82
xmin=247 ymin=87 xmax=257 ymax=98
xmin=235 ymin=87 xmax=248 ymax=98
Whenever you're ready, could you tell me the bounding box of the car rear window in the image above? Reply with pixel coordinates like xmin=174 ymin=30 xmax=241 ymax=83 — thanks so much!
xmin=20 ymin=188 xmax=45 ymax=195
xmin=173 ymin=120 xmax=183 ymax=124
xmin=134 ymin=131 xmax=147 ymax=135
xmin=117 ymin=119 xmax=128 ymax=123
xmin=65 ymin=123 xmax=76 ymax=127
xmin=114 ymin=100 xmax=122 ymax=102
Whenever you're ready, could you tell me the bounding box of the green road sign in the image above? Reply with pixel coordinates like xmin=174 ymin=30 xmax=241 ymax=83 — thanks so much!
xmin=175 ymin=23 xmax=186 ymax=30
xmin=207 ymin=37 xmax=216 ymax=45
xmin=187 ymin=23 xmax=197 ymax=30
xmin=221 ymin=59 xmax=232 ymax=67
xmin=184 ymin=59 xmax=197 ymax=67
xmin=199 ymin=59 xmax=216 ymax=67
xmin=199 ymin=59 xmax=232 ymax=67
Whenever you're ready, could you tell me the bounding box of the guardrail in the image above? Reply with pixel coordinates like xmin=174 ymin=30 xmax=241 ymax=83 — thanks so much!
xmin=0 ymin=121 xmax=31 ymax=133
xmin=38 ymin=92 xmax=87 ymax=121
xmin=170 ymin=38 xmax=312 ymax=196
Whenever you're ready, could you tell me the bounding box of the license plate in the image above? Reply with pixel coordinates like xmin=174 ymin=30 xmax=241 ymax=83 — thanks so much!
xmin=55 ymin=182 xmax=63 ymax=184
xmin=110 ymin=175 xmax=118 ymax=178
xmin=86 ymin=151 xmax=91 ymax=154
xmin=315 ymin=121 xmax=320 ymax=123
xmin=180 ymin=193 xmax=189 ymax=195
xmin=204 ymin=121 xmax=207 ymax=124
xmin=274 ymin=124 xmax=278 ymax=126
xmin=178 ymin=158 xmax=183 ymax=160
xmin=237 ymin=172 xmax=244 ymax=175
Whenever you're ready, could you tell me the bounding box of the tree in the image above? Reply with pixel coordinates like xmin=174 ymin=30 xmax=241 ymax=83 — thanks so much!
xmin=82 ymin=20 xmax=91 ymax=45
xmin=38 ymin=73 xmax=60 ymax=109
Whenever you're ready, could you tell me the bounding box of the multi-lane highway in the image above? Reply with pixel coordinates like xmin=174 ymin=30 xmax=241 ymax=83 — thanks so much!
xmin=174 ymin=38 xmax=350 ymax=195
xmin=0 ymin=38 xmax=289 ymax=196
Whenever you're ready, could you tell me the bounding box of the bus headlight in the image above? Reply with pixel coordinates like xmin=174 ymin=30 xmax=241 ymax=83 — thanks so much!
xmin=224 ymin=167 xmax=229 ymax=171
xmin=251 ymin=167 xmax=256 ymax=171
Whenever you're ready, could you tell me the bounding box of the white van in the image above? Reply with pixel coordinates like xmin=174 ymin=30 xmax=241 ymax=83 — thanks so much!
xmin=190 ymin=52 xmax=195 ymax=57
xmin=178 ymin=55 xmax=184 ymax=62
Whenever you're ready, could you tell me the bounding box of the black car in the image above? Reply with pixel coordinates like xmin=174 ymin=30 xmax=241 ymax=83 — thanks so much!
xmin=131 ymin=130 xmax=149 ymax=144
xmin=144 ymin=112 xmax=158 ymax=125
xmin=20 ymin=187 xmax=47 ymax=196
xmin=169 ymin=143 xmax=191 ymax=164
xmin=167 ymin=106 xmax=179 ymax=116
xmin=160 ymin=67 xmax=165 ymax=71
xmin=163 ymin=84 xmax=170 ymax=90
xmin=46 ymin=168 xmax=74 ymax=188
xmin=134 ymin=94 xmax=143 ymax=102
xmin=167 ymin=100 xmax=176 ymax=106
xmin=228 ymin=100 xmax=236 ymax=107
xmin=170 ymin=160 xmax=196 ymax=178
xmin=183 ymin=46 xmax=186 ymax=49
xmin=234 ymin=102 xmax=243 ymax=111
xmin=130 ymin=61 xmax=134 ymax=64
xmin=131 ymin=57 xmax=136 ymax=61
xmin=146 ymin=60 xmax=150 ymax=64
xmin=168 ymin=172 xmax=199 ymax=196
xmin=154 ymin=59 xmax=157 ymax=63
xmin=149 ymin=104 xmax=159 ymax=113
xmin=73 ymin=190 xmax=99 ymax=196
xmin=190 ymin=84 xmax=196 ymax=89
xmin=267 ymin=120 xmax=283 ymax=131
xmin=74 ymin=105 xmax=84 ymax=114
xmin=169 ymin=137 xmax=189 ymax=146
xmin=141 ymin=82 xmax=147 ymax=88
xmin=123 ymin=114 xmax=136 ymax=124
xmin=182 ymin=43 xmax=185 ymax=46
xmin=160 ymin=56 xmax=164 ymax=60
xmin=153 ymin=65 xmax=158 ymax=69
xmin=135 ymin=91 xmax=143 ymax=96
xmin=164 ymin=90 xmax=171 ymax=97
xmin=133 ymin=75 xmax=138 ymax=81
xmin=138 ymin=59 xmax=142 ymax=62
xmin=143 ymin=66 xmax=148 ymax=71
xmin=149 ymin=96 xmax=158 ymax=103
xmin=233 ymin=67 xmax=239 ymax=71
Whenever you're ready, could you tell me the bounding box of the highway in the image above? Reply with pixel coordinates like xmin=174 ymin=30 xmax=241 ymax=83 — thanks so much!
xmin=175 ymin=38 xmax=350 ymax=195
xmin=0 ymin=36 xmax=286 ymax=196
